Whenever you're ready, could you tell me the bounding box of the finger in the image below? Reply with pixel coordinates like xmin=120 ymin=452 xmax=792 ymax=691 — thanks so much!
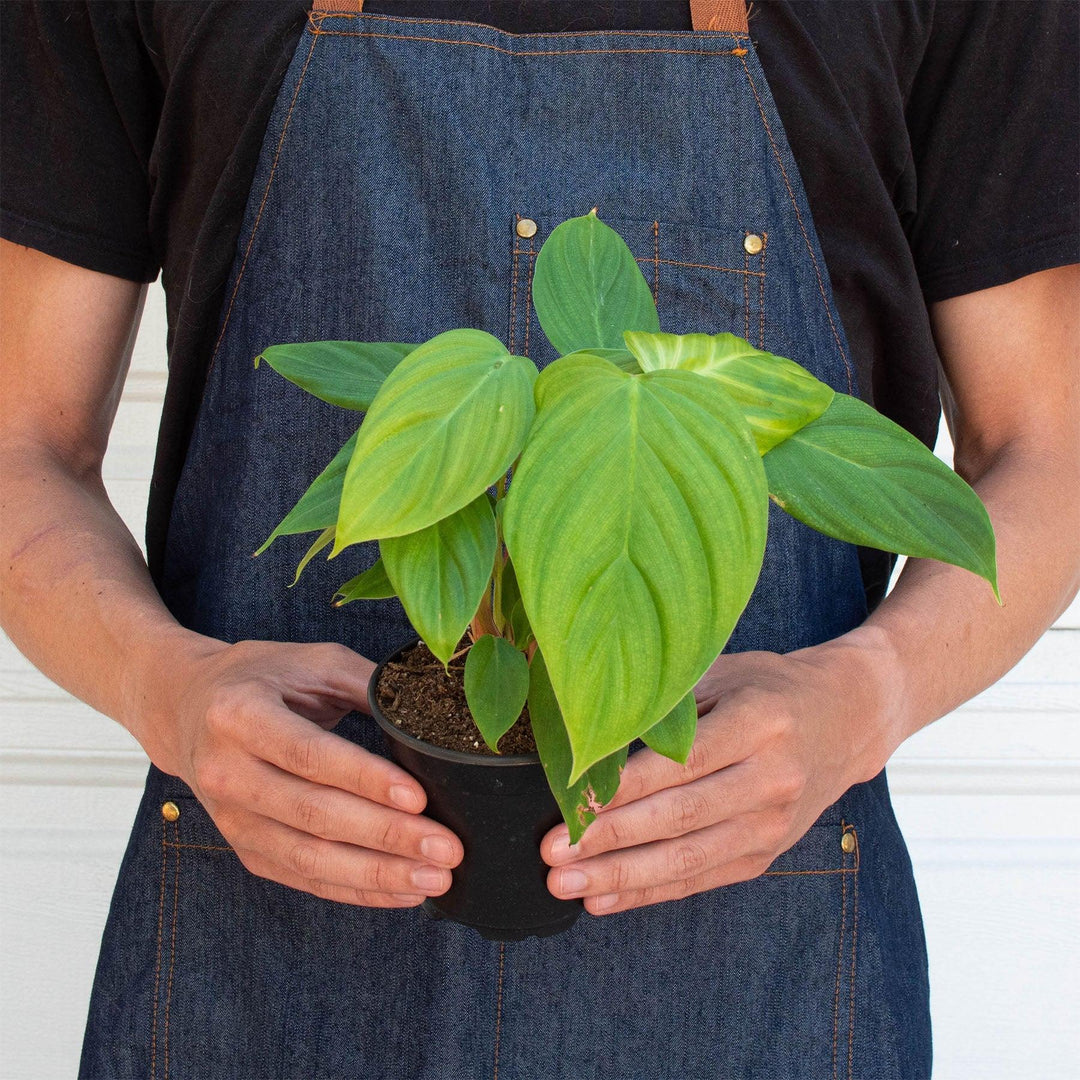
xmin=244 ymin=760 xmax=463 ymax=867
xmin=602 ymin=703 xmax=759 ymax=812
xmin=241 ymin=704 xmax=429 ymax=813
xmin=547 ymin=817 xmax=765 ymax=901
xmin=279 ymin=642 xmax=378 ymax=717
xmin=243 ymin=815 xmax=455 ymax=898
xmin=543 ymin=762 xmax=755 ymax=865
xmin=238 ymin=848 xmax=426 ymax=908
xmin=582 ymin=852 xmax=768 ymax=916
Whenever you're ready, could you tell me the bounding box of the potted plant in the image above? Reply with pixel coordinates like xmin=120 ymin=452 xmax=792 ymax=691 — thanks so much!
xmin=253 ymin=210 xmax=998 ymax=940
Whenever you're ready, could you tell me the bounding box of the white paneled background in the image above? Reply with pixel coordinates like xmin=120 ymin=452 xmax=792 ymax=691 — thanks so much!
xmin=1 ymin=283 xmax=1078 ymax=1079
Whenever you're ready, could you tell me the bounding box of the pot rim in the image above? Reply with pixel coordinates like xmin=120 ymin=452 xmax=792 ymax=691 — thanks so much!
xmin=368 ymin=641 xmax=542 ymax=767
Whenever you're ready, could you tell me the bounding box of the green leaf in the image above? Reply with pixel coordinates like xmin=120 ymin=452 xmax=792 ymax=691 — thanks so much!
xmin=253 ymin=430 xmax=358 ymax=556
xmin=332 ymin=558 xmax=396 ymax=605
xmin=255 ymin=341 xmax=415 ymax=410
xmin=559 ymin=347 xmax=642 ymax=374
xmin=640 ymin=692 xmax=697 ymax=764
xmin=764 ymin=393 xmax=999 ymax=597
xmin=380 ymin=493 xmax=498 ymax=665
xmin=503 ymin=353 xmax=768 ymax=782
xmin=334 ymin=329 xmax=537 ymax=551
xmin=528 ymin=650 xmax=628 ymax=845
xmin=498 ymin=556 xmax=522 ymax=631
xmin=463 ymin=635 xmax=530 ymax=752
xmin=288 ymin=526 xmax=335 ymax=587
xmin=623 ymin=330 xmax=834 ymax=454
xmin=532 ymin=210 xmax=660 ymax=356
xmin=509 ymin=600 xmax=534 ymax=652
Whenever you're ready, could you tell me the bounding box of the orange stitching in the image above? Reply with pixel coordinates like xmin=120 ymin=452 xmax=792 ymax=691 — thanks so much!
xmin=509 ymin=223 xmax=521 ymax=354
xmin=758 ymin=231 xmax=767 ymax=349
xmin=207 ymin=27 xmax=320 ymax=380
xmin=308 ymin=26 xmax=749 ymax=57
xmin=523 ymin=249 xmax=537 ymax=359
xmin=743 ymin=236 xmax=751 ymax=340
xmin=309 ymin=10 xmax=749 ymax=41
xmin=652 ymin=221 xmax=660 ymax=307
xmin=164 ymin=820 xmax=180 ymax=1080
xmin=847 ymin=827 xmax=859 ymax=1079
xmin=831 ymin=819 xmax=848 ymax=1080
xmin=150 ymin=815 xmax=166 ymax=1080
xmin=646 ymin=255 xmax=760 ymax=276
xmin=737 ymin=54 xmax=853 ymax=392
xmin=493 ymin=942 xmax=506 ymax=1080
xmin=762 ymin=867 xmax=855 ymax=877
xmin=163 ymin=841 xmax=233 ymax=852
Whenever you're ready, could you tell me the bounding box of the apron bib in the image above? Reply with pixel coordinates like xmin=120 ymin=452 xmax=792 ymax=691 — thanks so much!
xmin=82 ymin=3 xmax=931 ymax=1076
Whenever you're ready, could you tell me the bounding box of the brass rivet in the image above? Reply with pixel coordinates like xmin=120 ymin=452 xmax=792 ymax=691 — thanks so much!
xmin=162 ymin=801 xmax=180 ymax=822
xmin=744 ymin=233 xmax=764 ymax=255
xmin=516 ymin=218 xmax=538 ymax=239
xmin=841 ymin=831 xmax=856 ymax=854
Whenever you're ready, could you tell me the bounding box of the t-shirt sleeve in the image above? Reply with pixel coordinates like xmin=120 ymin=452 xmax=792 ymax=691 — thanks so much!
xmin=903 ymin=0 xmax=1079 ymax=303
xmin=0 ymin=1 xmax=161 ymax=283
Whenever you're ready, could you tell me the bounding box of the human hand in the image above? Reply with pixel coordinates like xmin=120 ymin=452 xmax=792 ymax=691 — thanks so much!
xmin=540 ymin=641 xmax=895 ymax=914
xmin=137 ymin=638 xmax=463 ymax=908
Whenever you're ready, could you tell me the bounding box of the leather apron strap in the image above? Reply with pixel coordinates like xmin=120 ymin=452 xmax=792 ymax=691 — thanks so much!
xmin=310 ymin=0 xmax=750 ymax=35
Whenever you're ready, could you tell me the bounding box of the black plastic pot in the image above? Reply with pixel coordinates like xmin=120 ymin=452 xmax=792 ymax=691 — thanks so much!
xmin=368 ymin=643 xmax=582 ymax=941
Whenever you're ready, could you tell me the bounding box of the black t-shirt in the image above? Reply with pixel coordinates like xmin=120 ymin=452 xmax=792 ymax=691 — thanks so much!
xmin=2 ymin=1 xmax=1078 ymax=604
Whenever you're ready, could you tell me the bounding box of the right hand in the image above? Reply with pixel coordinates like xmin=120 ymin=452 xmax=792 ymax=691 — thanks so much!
xmin=140 ymin=637 xmax=463 ymax=908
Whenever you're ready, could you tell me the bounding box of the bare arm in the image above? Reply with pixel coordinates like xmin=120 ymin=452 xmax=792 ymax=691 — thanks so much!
xmin=0 ymin=240 xmax=462 ymax=905
xmin=542 ymin=263 xmax=1080 ymax=913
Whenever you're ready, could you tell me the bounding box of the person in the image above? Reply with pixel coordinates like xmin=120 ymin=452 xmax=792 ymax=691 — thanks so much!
xmin=1 ymin=1 xmax=1077 ymax=1077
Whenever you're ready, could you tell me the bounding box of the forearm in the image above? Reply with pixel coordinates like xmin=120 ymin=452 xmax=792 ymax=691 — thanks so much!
xmin=0 ymin=443 xmax=226 ymax=749
xmin=827 ymin=435 xmax=1080 ymax=778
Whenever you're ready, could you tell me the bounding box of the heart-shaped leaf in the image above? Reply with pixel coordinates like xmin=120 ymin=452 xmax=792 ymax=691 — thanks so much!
xmin=640 ymin=692 xmax=697 ymax=764
xmin=335 ymin=329 xmax=537 ymax=551
xmin=333 ymin=558 xmax=396 ymax=605
xmin=254 ymin=429 xmax=358 ymax=556
xmin=380 ymin=493 xmax=498 ymax=665
xmin=624 ymin=330 xmax=834 ymax=454
xmin=559 ymin=347 xmax=642 ymax=374
xmin=532 ymin=210 xmax=659 ymax=356
xmin=764 ymin=393 xmax=999 ymax=596
xmin=503 ymin=353 xmax=768 ymax=781
xmin=255 ymin=341 xmax=415 ymax=410
xmin=463 ymin=634 xmax=530 ymax=752
xmin=528 ymin=650 xmax=628 ymax=844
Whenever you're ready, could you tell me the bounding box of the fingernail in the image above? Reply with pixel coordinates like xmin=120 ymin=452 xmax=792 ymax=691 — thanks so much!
xmin=420 ymin=836 xmax=455 ymax=865
xmin=412 ymin=866 xmax=450 ymax=893
xmin=591 ymin=893 xmax=618 ymax=912
xmin=548 ymin=833 xmax=572 ymax=863
xmin=390 ymin=785 xmax=422 ymax=811
xmin=558 ymin=869 xmax=588 ymax=896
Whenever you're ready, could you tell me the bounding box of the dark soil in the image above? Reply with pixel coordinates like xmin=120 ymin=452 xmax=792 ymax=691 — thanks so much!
xmin=373 ymin=638 xmax=537 ymax=756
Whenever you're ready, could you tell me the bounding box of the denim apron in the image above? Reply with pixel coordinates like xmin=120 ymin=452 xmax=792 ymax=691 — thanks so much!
xmin=80 ymin=2 xmax=932 ymax=1077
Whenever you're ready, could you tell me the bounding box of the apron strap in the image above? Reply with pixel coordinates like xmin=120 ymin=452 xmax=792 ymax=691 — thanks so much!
xmin=310 ymin=0 xmax=750 ymax=35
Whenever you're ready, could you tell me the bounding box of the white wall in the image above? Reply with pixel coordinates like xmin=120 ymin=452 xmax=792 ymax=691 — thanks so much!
xmin=1 ymin=282 xmax=1077 ymax=1078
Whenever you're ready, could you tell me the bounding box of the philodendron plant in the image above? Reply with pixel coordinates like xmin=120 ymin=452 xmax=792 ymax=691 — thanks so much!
xmin=254 ymin=210 xmax=998 ymax=843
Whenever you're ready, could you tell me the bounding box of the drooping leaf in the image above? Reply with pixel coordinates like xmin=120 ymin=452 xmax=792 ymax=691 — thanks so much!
xmin=288 ymin=526 xmax=335 ymax=587
xmin=463 ymin=635 xmax=531 ymax=752
xmin=764 ymin=393 xmax=999 ymax=597
xmin=255 ymin=341 xmax=416 ymax=410
xmin=333 ymin=558 xmax=396 ymax=605
xmin=528 ymin=650 xmax=628 ymax=844
xmin=380 ymin=493 xmax=498 ymax=665
xmin=503 ymin=353 xmax=768 ymax=782
xmin=640 ymin=692 xmax=697 ymax=764
xmin=532 ymin=210 xmax=659 ymax=356
xmin=334 ymin=329 xmax=537 ymax=551
xmin=253 ymin=429 xmax=358 ymax=556
xmin=623 ymin=330 xmax=833 ymax=453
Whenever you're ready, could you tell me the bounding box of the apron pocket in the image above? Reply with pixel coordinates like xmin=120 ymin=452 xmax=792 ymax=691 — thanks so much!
xmin=507 ymin=211 xmax=769 ymax=368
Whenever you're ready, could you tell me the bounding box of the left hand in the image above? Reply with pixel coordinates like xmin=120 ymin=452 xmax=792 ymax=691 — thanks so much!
xmin=541 ymin=640 xmax=897 ymax=915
